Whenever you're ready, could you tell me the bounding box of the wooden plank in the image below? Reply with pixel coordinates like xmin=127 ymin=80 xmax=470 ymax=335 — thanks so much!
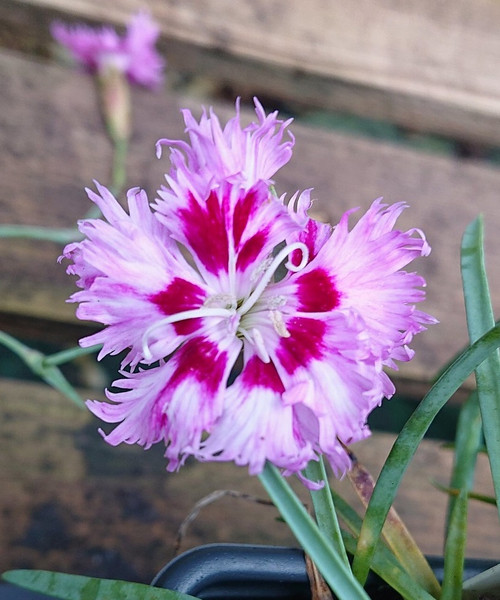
xmin=0 ymin=377 xmax=498 ymax=584
xmin=2 ymin=49 xmax=500 ymax=387
xmin=2 ymin=0 xmax=500 ymax=145
xmin=0 ymin=48 xmax=189 ymax=334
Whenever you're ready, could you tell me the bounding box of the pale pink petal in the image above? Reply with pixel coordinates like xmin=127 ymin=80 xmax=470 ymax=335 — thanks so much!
xmin=87 ymin=335 xmax=242 ymax=469
xmin=155 ymin=98 xmax=294 ymax=208
xmin=122 ymin=11 xmax=165 ymax=88
xmin=62 ymin=184 xmax=214 ymax=366
xmin=199 ymin=354 xmax=314 ymax=474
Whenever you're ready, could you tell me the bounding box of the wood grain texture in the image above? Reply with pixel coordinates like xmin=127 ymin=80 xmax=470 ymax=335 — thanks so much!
xmin=2 ymin=0 xmax=500 ymax=144
xmin=1 ymin=50 xmax=500 ymax=386
xmin=0 ymin=377 xmax=498 ymax=583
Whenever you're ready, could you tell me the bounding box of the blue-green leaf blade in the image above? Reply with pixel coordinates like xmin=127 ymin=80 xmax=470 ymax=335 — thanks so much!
xmin=461 ymin=216 xmax=500 ymax=524
xmin=331 ymin=490 xmax=437 ymax=600
xmin=352 ymin=323 xmax=500 ymax=586
xmin=303 ymin=456 xmax=350 ymax=568
xmin=440 ymin=489 xmax=469 ymax=600
xmin=341 ymin=531 xmax=436 ymax=600
xmin=259 ymin=462 xmax=370 ymax=600
xmin=447 ymin=392 xmax=482 ymax=514
xmin=2 ymin=571 xmax=199 ymax=600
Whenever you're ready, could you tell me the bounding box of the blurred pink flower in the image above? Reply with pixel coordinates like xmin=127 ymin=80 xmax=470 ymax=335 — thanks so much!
xmin=62 ymin=100 xmax=435 ymax=482
xmin=51 ymin=11 xmax=165 ymax=89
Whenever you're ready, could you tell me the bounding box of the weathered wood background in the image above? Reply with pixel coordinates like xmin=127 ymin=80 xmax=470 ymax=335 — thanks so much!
xmin=1 ymin=0 xmax=500 ymax=584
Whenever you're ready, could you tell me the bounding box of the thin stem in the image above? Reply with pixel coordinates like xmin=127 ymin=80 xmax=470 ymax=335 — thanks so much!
xmin=83 ymin=137 xmax=128 ymax=221
xmin=303 ymin=457 xmax=350 ymax=569
xmin=0 ymin=330 xmax=85 ymax=408
xmin=110 ymin=137 xmax=128 ymax=196
xmin=43 ymin=344 xmax=102 ymax=367
xmin=0 ymin=225 xmax=80 ymax=243
xmin=0 ymin=330 xmax=36 ymax=360
xmin=259 ymin=462 xmax=369 ymax=600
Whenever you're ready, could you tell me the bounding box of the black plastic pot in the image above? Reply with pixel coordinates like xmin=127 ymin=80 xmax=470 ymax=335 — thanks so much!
xmin=152 ymin=543 xmax=499 ymax=600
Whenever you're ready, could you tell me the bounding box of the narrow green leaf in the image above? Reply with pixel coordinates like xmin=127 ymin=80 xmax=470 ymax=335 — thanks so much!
xmin=441 ymin=489 xmax=469 ymax=600
xmin=0 ymin=225 xmax=79 ymax=242
xmin=445 ymin=392 xmax=482 ymax=536
xmin=259 ymin=462 xmax=370 ymax=600
xmin=439 ymin=393 xmax=481 ymax=599
xmin=43 ymin=344 xmax=102 ymax=367
xmin=448 ymin=393 xmax=482 ymax=496
xmin=341 ymin=531 xmax=437 ymax=600
xmin=352 ymin=323 xmax=500 ymax=586
xmin=461 ymin=216 xmax=500 ymax=524
xmin=2 ymin=570 xmax=199 ymax=600
xmin=331 ymin=490 xmax=437 ymax=600
xmin=36 ymin=364 xmax=86 ymax=408
xmin=434 ymin=480 xmax=497 ymax=505
xmin=303 ymin=456 xmax=350 ymax=568
xmin=329 ymin=487 xmax=366 ymax=536
xmin=347 ymin=454 xmax=440 ymax=597
xmin=431 ymin=319 xmax=500 ymax=385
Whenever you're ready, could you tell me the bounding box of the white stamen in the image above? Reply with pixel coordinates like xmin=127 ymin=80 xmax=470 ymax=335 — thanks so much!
xmin=267 ymin=295 xmax=287 ymax=309
xmin=238 ymin=326 xmax=269 ymax=363
xmin=237 ymin=241 xmax=309 ymax=316
xmin=142 ymin=307 xmax=234 ymax=360
xmin=203 ymin=293 xmax=237 ymax=310
xmin=270 ymin=310 xmax=290 ymax=338
xmin=251 ymin=327 xmax=271 ymax=363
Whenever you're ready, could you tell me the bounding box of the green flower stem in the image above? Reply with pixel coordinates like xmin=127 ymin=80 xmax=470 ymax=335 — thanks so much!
xmin=0 ymin=330 xmax=85 ymax=408
xmin=110 ymin=137 xmax=128 ymax=196
xmin=303 ymin=457 xmax=350 ymax=568
xmin=352 ymin=323 xmax=500 ymax=586
xmin=0 ymin=329 xmax=33 ymax=359
xmin=43 ymin=344 xmax=102 ymax=367
xmin=259 ymin=462 xmax=370 ymax=600
xmin=461 ymin=216 xmax=500 ymax=525
xmin=83 ymin=137 xmax=128 ymax=221
xmin=0 ymin=225 xmax=80 ymax=243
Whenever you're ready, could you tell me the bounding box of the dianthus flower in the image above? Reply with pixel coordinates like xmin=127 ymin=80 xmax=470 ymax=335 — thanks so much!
xmin=51 ymin=11 xmax=164 ymax=89
xmin=62 ymin=100 xmax=436 ymax=482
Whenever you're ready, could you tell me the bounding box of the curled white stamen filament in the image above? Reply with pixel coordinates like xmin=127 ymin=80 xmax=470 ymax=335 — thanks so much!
xmin=142 ymin=307 xmax=234 ymax=360
xmin=237 ymin=241 xmax=309 ymax=316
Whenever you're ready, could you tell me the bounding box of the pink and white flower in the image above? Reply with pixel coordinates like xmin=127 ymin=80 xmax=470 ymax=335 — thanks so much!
xmin=62 ymin=100 xmax=435 ymax=481
xmin=51 ymin=11 xmax=165 ymax=89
